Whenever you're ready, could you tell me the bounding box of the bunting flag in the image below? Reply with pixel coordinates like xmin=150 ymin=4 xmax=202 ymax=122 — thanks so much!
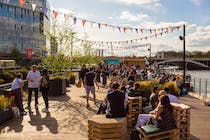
xmin=82 ymin=19 xmax=86 ymax=27
xmin=73 ymin=17 xmax=77 ymax=24
xmin=19 ymin=0 xmax=24 ymax=7
xmin=31 ymin=4 xmax=36 ymax=11
xmin=75 ymin=30 xmax=170 ymax=47
xmin=53 ymin=10 xmax=58 ymax=18
xmin=43 ymin=7 xmax=48 ymax=15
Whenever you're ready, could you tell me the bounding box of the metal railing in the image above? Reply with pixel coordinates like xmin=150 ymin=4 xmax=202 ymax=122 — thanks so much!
xmin=190 ymin=76 xmax=210 ymax=100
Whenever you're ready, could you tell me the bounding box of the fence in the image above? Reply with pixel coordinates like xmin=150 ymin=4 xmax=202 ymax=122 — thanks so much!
xmin=190 ymin=76 xmax=210 ymax=100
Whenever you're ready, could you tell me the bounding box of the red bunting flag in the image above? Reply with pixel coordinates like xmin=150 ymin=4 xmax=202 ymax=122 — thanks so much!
xmin=82 ymin=20 xmax=86 ymax=27
xmin=123 ymin=27 xmax=126 ymax=33
xmin=53 ymin=11 xmax=58 ymax=18
xmin=19 ymin=0 xmax=24 ymax=7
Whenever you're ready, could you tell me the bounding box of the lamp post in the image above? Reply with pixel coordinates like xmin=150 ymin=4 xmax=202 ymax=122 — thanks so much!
xmin=148 ymin=43 xmax=152 ymax=69
xmin=179 ymin=25 xmax=186 ymax=88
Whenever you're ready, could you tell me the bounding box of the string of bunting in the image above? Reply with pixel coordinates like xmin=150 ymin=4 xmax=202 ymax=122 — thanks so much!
xmin=74 ymin=30 xmax=177 ymax=47
xmin=4 ymin=0 xmax=182 ymax=35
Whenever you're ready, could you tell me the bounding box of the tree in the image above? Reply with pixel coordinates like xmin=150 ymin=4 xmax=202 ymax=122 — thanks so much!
xmin=39 ymin=13 xmax=76 ymax=72
xmin=10 ymin=47 xmax=22 ymax=65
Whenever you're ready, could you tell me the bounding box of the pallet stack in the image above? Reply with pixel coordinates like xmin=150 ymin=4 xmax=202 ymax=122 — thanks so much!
xmin=171 ymin=103 xmax=190 ymax=140
xmin=88 ymin=115 xmax=127 ymax=140
xmin=127 ymin=97 xmax=142 ymax=128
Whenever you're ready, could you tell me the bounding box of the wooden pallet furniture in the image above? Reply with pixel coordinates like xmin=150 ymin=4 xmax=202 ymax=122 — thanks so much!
xmin=127 ymin=97 xmax=142 ymax=128
xmin=88 ymin=115 xmax=127 ymax=140
xmin=139 ymin=125 xmax=178 ymax=140
xmin=171 ymin=103 xmax=190 ymax=140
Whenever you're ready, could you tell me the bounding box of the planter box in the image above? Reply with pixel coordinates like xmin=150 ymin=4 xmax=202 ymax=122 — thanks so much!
xmin=49 ymin=79 xmax=66 ymax=96
xmin=0 ymin=108 xmax=13 ymax=124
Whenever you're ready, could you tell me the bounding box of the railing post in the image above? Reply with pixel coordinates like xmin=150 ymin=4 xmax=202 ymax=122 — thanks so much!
xmin=193 ymin=77 xmax=195 ymax=93
xmin=205 ymin=79 xmax=208 ymax=98
xmin=199 ymin=78 xmax=201 ymax=96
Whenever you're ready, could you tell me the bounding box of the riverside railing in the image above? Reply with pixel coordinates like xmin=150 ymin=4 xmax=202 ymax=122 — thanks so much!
xmin=190 ymin=76 xmax=210 ymax=100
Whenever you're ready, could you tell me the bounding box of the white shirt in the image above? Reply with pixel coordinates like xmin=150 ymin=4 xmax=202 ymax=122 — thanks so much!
xmin=27 ymin=70 xmax=41 ymax=88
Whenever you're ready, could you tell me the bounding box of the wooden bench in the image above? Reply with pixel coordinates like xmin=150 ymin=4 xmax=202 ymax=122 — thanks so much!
xmin=139 ymin=103 xmax=191 ymax=140
xmin=171 ymin=103 xmax=190 ymax=140
xmin=127 ymin=97 xmax=142 ymax=128
xmin=88 ymin=115 xmax=127 ymax=140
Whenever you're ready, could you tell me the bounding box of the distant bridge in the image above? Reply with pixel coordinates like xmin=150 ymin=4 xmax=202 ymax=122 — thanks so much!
xmin=155 ymin=58 xmax=210 ymax=70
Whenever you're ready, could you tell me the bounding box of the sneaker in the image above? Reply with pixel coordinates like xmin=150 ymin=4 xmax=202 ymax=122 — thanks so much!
xmin=20 ymin=111 xmax=27 ymax=115
xmin=42 ymin=108 xmax=49 ymax=113
xmin=35 ymin=105 xmax=39 ymax=110
xmin=25 ymin=106 xmax=31 ymax=109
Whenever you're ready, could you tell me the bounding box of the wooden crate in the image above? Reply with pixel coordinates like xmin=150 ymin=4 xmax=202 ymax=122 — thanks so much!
xmin=171 ymin=103 xmax=190 ymax=140
xmin=128 ymin=97 xmax=142 ymax=114
xmin=88 ymin=115 xmax=127 ymax=140
xmin=127 ymin=97 xmax=142 ymax=128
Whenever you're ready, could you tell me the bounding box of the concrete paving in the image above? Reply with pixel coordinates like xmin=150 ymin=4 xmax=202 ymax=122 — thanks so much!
xmin=0 ymin=86 xmax=210 ymax=140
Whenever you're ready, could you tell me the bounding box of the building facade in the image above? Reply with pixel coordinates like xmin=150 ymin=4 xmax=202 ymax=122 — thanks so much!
xmin=0 ymin=0 xmax=50 ymax=58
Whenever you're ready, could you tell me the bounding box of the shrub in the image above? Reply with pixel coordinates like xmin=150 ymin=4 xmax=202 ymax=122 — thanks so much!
xmin=0 ymin=79 xmax=4 ymax=84
xmin=0 ymin=71 xmax=14 ymax=83
xmin=163 ymin=81 xmax=180 ymax=95
xmin=49 ymin=75 xmax=65 ymax=80
xmin=14 ymin=68 xmax=29 ymax=79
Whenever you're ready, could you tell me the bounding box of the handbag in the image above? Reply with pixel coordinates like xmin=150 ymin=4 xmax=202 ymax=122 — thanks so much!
xmin=76 ymin=80 xmax=82 ymax=88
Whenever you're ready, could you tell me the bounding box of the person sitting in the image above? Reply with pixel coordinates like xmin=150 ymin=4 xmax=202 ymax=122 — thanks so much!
xmin=162 ymin=88 xmax=178 ymax=103
xmin=135 ymin=94 xmax=176 ymax=130
xmin=150 ymin=86 xmax=160 ymax=110
xmin=128 ymin=83 xmax=148 ymax=107
xmin=106 ymin=82 xmax=126 ymax=118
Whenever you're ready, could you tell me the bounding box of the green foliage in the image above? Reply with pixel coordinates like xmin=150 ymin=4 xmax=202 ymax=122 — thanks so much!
xmin=0 ymin=79 xmax=4 ymax=84
xmin=0 ymin=71 xmax=14 ymax=83
xmin=12 ymin=68 xmax=29 ymax=79
xmin=138 ymin=79 xmax=160 ymax=92
xmin=10 ymin=47 xmax=22 ymax=65
xmin=163 ymin=81 xmax=180 ymax=95
xmin=0 ymin=95 xmax=14 ymax=112
xmin=49 ymin=75 xmax=65 ymax=80
xmin=41 ymin=53 xmax=72 ymax=73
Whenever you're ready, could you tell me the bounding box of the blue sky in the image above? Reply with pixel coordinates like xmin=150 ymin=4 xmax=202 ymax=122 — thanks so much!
xmin=48 ymin=0 xmax=210 ymax=56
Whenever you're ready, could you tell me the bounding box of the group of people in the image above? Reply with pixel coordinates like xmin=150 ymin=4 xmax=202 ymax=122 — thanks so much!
xmin=11 ymin=65 xmax=50 ymax=115
xmin=79 ymin=63 xmax=179 ymax=131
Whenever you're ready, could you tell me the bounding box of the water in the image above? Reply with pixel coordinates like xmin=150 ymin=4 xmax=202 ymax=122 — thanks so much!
xmin=186 ymin=70 xmax=210 ymax=97
xmin=187 ymin=70 xmax=210 ymax=79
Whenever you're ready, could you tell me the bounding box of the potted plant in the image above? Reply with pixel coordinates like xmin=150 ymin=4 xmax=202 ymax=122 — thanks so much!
xmin=0 ymin=95 xmax=14 ymax=124
xmin=49 ymin=75 xmax=66 ymax=96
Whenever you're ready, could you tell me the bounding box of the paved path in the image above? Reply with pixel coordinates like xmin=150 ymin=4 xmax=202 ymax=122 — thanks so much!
xmin=1 ymin=86 xmax=210 ymax=140
xmin=178 ymin=94 xmax=210 ymax=140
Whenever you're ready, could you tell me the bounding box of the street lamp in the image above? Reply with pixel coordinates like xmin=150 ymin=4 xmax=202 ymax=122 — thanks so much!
xmin=179 ymin=24 xmax=186 ymax=88
xmin=148 ymin=43 xmax=151 ymax=69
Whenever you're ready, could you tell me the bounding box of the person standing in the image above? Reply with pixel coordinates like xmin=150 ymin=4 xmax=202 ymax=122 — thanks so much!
xmin=84 ymin=67 xmax=99 ymax=107
xmin=79 ymin=64 xmax=89 ymax=86
xmin=40 ymin=68 xmax=50 ymax=113
xmin=26 ymin=65 xmax=41 ymax=109
xmin=11 ymin=73 xmax=27 ymax=115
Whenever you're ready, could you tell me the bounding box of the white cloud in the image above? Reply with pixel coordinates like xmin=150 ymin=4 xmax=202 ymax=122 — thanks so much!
xmin=118 ymin=0 xmax=153 ymax=5
xmin=189 ymin=0 xmax=203 ymax=6
xmin=119 ymin=11 xmax=149 ymax=22
xmin=187 ymin=25 xmax=210 ymax=51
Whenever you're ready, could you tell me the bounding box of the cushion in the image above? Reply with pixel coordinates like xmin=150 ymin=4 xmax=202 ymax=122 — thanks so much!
xmin=141 ymin=125 xmax=161 ymax=135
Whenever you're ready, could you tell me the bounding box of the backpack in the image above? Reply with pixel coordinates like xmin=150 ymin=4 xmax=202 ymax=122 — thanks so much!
xmin=41 ymin=76 xmax=49 ymax=88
